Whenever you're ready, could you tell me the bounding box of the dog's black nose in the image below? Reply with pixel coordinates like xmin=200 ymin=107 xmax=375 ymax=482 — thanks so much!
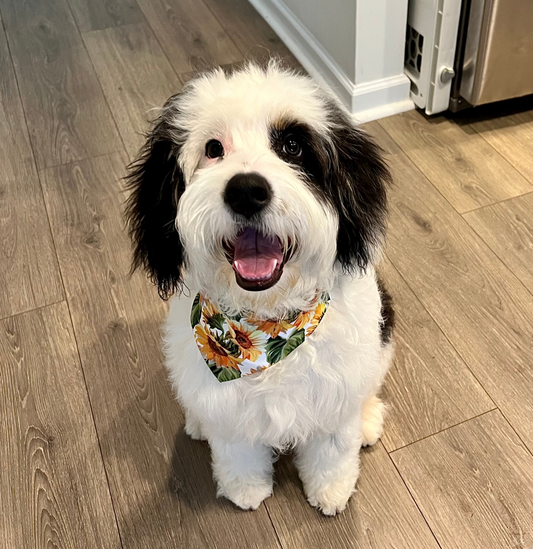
xmin=223 ymin=172 xmax=272 ymax=218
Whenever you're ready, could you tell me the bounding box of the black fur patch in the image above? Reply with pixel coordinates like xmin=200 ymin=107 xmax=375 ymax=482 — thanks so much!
xmin=377 ymin=277 xmax=395 ymax=346
xmin=270 ymin=101 xmax=391 ymax=273
xmin=124 ymin=95 xmax=186 ymax=300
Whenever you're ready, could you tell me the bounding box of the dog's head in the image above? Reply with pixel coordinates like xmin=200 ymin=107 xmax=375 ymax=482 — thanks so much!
xmin=125 ymin=63 xmax=390 ymax=316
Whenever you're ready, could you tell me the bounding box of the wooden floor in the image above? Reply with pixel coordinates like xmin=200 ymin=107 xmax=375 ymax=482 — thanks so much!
xmin=1 ymin=0 xmax=532 ymax=547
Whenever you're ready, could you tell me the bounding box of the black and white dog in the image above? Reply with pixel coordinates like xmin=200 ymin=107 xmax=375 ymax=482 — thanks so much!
xmin=125 ymin=62 xmax=394 ymax=515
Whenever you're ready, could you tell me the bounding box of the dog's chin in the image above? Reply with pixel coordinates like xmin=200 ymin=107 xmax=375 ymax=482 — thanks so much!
xmin=224 ymin=227 xmax=288 ymax=292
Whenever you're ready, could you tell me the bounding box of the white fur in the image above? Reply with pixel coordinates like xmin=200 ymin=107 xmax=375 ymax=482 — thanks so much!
xmin=159 ymin=64 xmax=393 ymax=514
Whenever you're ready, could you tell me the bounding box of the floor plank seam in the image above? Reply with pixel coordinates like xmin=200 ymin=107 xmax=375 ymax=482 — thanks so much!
xmin=460 ymin=219 xmax=533 ymax=300
xmin=191 ymin=0 xmax=248 ymax=61
xmin=382 ymin=441 xmax=444 ymax=549
xmin=80 ymin=17 xmax=185 ymax=88
xmin=0 ymin=299 xmax=67 ymax=324
xmin=0 ymin=14 xmax=68 ymax=316
xmin=387 ymin=408 xmax=498 ymax=454
xmin=67 ymin=2 xmax=132 ymax=164
xmin=376 ymin=119 xmax=470 ymax=216
xmin=383 ymin=254 xmax=498 ymax=406
xmin=470 ymin=124 xmax=533 ymax=186
xmin=376 ymin=118 xmax=530 ymax=217
xmin=460 ymin=189 xmax=533 ymax=214
xmin=263 ymin=501 xmax=286 ymax=549
xmin=493 ymin=408 xmax=533 ymax=459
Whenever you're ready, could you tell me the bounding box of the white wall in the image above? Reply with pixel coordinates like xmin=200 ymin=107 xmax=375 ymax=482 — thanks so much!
xmin=282 ymin=0 xmax=356 ymax=81
xmin=249 ymin=0 xmax=414 ymax=121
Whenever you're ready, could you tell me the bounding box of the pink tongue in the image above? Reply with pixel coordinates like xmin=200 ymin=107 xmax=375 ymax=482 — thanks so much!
xmin=233 ymin=228 xmax=283 ymax=280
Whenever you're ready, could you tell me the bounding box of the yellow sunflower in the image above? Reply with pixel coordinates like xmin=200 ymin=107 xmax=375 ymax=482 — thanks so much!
xmin=251 ymin=318 xmax=293 ymax=338
xmin=294 ymin=309 xmax=313 ymax=330
xmin=194 ymin=324 xmax=242 ymax=370
xmin=227 ymin=320 xmax=267 ymax=362
xmin=201 ymin=299 xmax=218 ymax=325
xmin=306 ymin=301 xmax=327 ymax=337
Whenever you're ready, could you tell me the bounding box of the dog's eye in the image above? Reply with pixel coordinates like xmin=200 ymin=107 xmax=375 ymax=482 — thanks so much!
xmin=283 ymin=135 xmax=302 ymax=157
xmin=206 ymin=139 xmax=224 ymax=159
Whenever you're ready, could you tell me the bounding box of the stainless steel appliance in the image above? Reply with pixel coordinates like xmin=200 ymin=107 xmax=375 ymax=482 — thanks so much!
xmin=404 ymin=0 xmax=533 ymax=115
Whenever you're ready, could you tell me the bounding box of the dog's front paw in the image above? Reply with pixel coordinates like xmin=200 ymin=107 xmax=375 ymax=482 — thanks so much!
xmin=361 ymin=395 xmax=386 ymax=447
xmin=305 ymin=478 xmax=356 ymax=516
xmin=217 ymin=477 xmax=273 ymax=511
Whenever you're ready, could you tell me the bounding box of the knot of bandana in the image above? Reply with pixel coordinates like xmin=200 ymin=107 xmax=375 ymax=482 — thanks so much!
xmin=191 ymin=292 xmax=331 ymax=382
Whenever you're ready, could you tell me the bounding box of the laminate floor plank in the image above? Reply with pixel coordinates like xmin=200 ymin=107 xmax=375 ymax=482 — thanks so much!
xmin=0 ymin=302 xmax=122 ymax=549
xmin=464 ymin=192 xmax=533 ymax=294
xmin=68 ymin=0 xmax=145 ymax=32
xmin=0 ymin=22 xmax=64 ymax=319
xmin=392 ymin=411 xmax=533 ymax=549
xmin=136 ymin=0 xmax=242 ymax=74
xmin=368 ymin=120 xmax=533 ymax=453
xmin=265 ymin=443 xmax=440 ymax=549
xmin=83 ymin=22 xmax=181 ymax=158
xmin=0 ymin=0 xmax=122 ymax=169
xmin=377 ymin=257 xmax=494 ymax=451
xmin=467 ymin=106 xmax=533 ymax=184
xmin=202 ymin=0 xmax=300 ymax=68
xmin=378 ymin=110 xmax=533 ymax=213
xmin=39 ymin=153 xmax=282 ymax=549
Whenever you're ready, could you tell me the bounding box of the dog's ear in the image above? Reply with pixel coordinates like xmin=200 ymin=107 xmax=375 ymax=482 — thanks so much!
xmin=124 ymin=98 xmax=186 ymax=300
xmin=324 ymin=101 xmax=391 ymax=273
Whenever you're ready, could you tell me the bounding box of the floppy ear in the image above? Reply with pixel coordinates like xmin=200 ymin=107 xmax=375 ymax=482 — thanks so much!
xmin=325 ymin=101 xmax=391 ymax=273
xmin=124 ymin=101 xmax=186 ymax=300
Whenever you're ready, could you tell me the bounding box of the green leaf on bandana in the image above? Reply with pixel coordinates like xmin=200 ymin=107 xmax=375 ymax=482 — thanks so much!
xmin=265 ymin=328 xmax=305 ymax=364
xmin=217 ymin=367 xmax=241 ymax=382
xmin=265 ymin=336 xmax=286 ymax=364
xmin=281 ymin=328 xmax=305 ymax=358
xmin=207 ymin=313 xmax=226 ymax=332
xmin=190 ymin=294 xmax=201 ymax=327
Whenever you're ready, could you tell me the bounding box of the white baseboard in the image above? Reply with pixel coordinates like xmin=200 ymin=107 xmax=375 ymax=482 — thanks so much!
xmin=248 ymin=0 xmax=414 ymax=121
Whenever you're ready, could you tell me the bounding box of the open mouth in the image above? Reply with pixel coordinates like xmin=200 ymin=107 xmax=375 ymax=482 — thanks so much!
xmin=224 ymin=227 xmax=286 ymax=291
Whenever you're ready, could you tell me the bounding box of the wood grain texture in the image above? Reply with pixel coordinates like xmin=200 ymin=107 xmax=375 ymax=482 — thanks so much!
xmin=68 ymin=0 xmax=145 ymax=32
xmin=0 ymin=0 xmax=122 ymax=169
xmin=0 ymin=23 xmax=63 ymax=319
xmin=202 ymin=0 xmax=301 ymax=68
xmin=39 ymin=152 xmax=282 ymax=549
xmin=392 ymin=411 xmax=533 ymax=549
xmin=265 ymin=443 xmax=440 ymax=549
xmin=378 ymin=110 xmax=533 ymax=213
xmin=468 ymin=108 xmax=533 ymax=184
xmin=377 ymin=257 xmax=494 ymax=451
xmin=369 ymin=120 xmax=533 ymax=454
xmin=135 ymin=0 xmax=242 ymax=74
xmin=83 ymin=22 xmax=181 ymax=158
xmin=464 ymin=192 xmax=533 ymax=293
xmin=0 ymin=302 xmax=122 ymax=549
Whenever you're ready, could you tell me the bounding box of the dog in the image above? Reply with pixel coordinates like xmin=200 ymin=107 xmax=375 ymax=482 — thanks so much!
xmin=125 ymin=62 xmax=395 ymax=516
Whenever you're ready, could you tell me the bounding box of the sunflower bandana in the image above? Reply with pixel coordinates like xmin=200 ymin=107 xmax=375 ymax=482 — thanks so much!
xmin=191 ymin=292 xmax=330 ymax=382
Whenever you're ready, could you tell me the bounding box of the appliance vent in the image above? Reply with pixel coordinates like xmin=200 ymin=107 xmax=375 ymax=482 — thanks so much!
xmin=405 ymin=24 xmax=424 ymax=75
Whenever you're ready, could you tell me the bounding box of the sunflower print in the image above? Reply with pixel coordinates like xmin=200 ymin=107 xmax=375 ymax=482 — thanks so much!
xmin=306 ymin=301 xmax=327 ymax=337
xmin=194 ymin=324 xmax=243 ymax=370
xmin=191 ymin=292 xmax=330 ymax=382
xmin=227 ymin=320 xmax=268 ymax=362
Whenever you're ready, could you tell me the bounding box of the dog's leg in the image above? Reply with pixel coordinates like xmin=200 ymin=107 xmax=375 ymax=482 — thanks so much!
xmin=209 ymin=437 xmax=273 ymax=510
xmin=361 ymin=395 xmax=386 ymax=447
xmin=184 ymin=409 xmax=206 ymax=441
xmin=295 ymin=418 xmax=362 ymax=516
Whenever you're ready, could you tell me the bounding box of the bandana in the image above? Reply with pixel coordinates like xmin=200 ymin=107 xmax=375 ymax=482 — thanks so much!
xmin=191 ymin=292 xmax=330 ymax=382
